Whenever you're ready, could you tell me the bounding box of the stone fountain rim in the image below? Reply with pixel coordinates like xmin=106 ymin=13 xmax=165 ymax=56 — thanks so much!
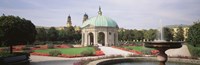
xmin=144 ymin=41 xmax=184 ymax=43
xmin=87 ymin=57 xmax=200 ymax=65
xmin=144 ymin=41 xmax=183 ymax=48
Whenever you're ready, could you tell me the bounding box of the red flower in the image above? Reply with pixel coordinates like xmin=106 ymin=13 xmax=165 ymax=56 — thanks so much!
xmin=151 ymin=50 xmax=159 ymax=55
xmin=95 ymin=50 xmax=105 ymax=56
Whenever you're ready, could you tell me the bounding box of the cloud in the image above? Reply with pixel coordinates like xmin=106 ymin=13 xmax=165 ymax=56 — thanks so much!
xmin=0 ymin=0 xmax=200 ymax=29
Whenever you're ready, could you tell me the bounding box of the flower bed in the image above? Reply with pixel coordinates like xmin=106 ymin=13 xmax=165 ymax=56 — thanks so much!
xmin=112 ymin=46 xmax=159 ymax=55
xmin=112 ymin=46 xmax=142 ymax=55
xmin=31 ymin=47 xmax=105 ymax=58
xmin=31 ymin=50 xmax=104 ymax=58
xmin=95 ymin=50 xmax=104 ymax=56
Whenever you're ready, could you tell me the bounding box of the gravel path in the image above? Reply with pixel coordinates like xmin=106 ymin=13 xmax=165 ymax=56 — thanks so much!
xmin=30 ymin=55 xmax=104 ymax=65
xmin=166 ymin=45 xmax=191 ymax=57
xmin=30 ymin=55 xmax=78 ymax=65
xmin=99 ymin=46 xmax=134 ymax=56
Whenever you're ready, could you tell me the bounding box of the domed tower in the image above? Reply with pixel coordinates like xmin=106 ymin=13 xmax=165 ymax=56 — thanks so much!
xmin=66 ymin=15 xmax=72 ymax=27
xmin=81 ymin=7 xmax=119 ymax=47
xmin=83 ymin=13 xmax=88 ymax=23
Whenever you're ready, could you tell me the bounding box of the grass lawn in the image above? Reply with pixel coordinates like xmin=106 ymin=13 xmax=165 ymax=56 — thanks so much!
xmin=34 ymin=47 xmax=95 ymax=55
xmin=124 ymin=46 xmax=153 ymax=51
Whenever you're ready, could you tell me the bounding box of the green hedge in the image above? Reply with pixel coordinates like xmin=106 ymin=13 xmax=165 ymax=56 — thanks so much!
xmin=81 ymin=49 xmax=94 ymax=56
xmin=187 ymin=44 xmax=200 ymax=57
xmin=49 ymin=50 xmax=61 ymax=56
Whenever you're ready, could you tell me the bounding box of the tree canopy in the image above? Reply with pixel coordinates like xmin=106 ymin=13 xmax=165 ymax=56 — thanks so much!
xmin=174 ymin=26 xmax=184 ymax=41
xmin=187 ymin=21 xmax=200 ymax=47
xmin=163 ymin=27 xmax=173 ymax=41
xmin=0 ymin=15 xmax=36 ymax=45
xmin=0 ymin=15 xmax=36 ymax=53
xmin=35 ymin=26 xmax=81 ymax=44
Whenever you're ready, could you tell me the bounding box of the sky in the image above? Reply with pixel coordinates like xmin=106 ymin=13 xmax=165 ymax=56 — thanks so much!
xmin=0 ymin=0 xmax=200 ymax=29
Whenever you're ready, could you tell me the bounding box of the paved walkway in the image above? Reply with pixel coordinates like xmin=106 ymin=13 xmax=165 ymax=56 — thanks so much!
xmin=99 ymin=46 xmax=134 ymax=56
xmin=30 ymin=55 xmax=104 ymax=65
xmin=166 ymin=45 xmax=191 ymax=57
xmin=30 ymin=55 xmax=78 ymax=65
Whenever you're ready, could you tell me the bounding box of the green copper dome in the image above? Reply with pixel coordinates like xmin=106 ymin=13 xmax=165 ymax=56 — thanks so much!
xmin=81 ymin=15 xmax=118 ymax=28
xmin=82 ymin=7 xmax=118 ymax=28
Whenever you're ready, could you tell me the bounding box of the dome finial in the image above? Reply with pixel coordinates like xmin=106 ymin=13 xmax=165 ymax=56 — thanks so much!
xmin=98 ymin=6 xmax=102 ymax=15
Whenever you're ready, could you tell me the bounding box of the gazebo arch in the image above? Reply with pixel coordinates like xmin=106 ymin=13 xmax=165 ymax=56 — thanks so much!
xmin=98 ymin=32 xmax=105 ymax=46
xmin=88 ymin=32 xmax=94 ymax=46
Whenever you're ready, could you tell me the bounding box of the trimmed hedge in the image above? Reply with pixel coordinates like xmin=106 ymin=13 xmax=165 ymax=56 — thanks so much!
xmin=81 ymin=49 xmax=94 ymax=56
xmin=49 ymin=50 xmax=61 ymax=56
xmin=47 ymin=43 xmax=54 ymax=49
xmin=187 ymin=44 xmax=200 ymax=57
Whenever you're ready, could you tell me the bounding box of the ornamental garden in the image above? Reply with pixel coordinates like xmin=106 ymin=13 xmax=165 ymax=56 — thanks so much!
xmin=0 ymin=12 xmax=200 ymax=65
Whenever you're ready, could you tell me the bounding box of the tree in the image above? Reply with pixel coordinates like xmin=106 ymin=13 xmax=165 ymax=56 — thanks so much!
xmin=74 ymin=30 xmax=81 ymax=42
xmin=36 ymin=27 xmax=47 ymax=41
xmin=187 ymin=22 xmax=200 ymax=47
xmin=58 ymin=29 xmax=67 ymax=41
xmin=0 ymin=15 xmax=36 ymax=53
xmin=47 ymin=27 xmax=58 ymax=41
xmin=144 ymin=29 xmax=157 ymax=41
xmin=174 ymin=26 xmax=184 ymax=41
xmin=118 ymin=30 xmax=124 ymax=41
xmin=134 ymin=30 xmax=144 ymax=41
xmin=163 ymin=27 xmax=173 ymax=41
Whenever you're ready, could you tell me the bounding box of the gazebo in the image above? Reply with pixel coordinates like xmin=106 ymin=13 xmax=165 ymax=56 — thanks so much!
xmin=81 ymin=7 xmax=119 ymax=46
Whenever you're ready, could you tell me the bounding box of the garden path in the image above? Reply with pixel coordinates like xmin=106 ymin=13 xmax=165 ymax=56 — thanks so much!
xmin=30 ymin=55 xmax=104 ymax=65
xmin=99 ymin=46 xmax=134 ymax=56
xmin=30 ymin=55 xmax=77 ymax=65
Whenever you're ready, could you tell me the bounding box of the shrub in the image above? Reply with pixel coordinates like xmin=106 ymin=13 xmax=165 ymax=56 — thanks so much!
xmin=1 ymin=47 xmax=10 ymax=52
xmin=67 ymin=44 xmax=74 ymax=48
xmin=141 ymin=48 xmax=151 ymax=55
xmin=81 ymin=49 xmax=94 ymax=56
xmin=87 ymin=45 xmax=93 ymax=47
xmin=47 ymin=43 xmax=54 ymax=49
xmin=0 ymin=52 xmax=29 ymax=57
xmin=0 ymin=51 xmax=13 ymax=57
xmin=22 ymin=47 xmax=33 ymax=53
xmin=25 ymin=45 xmax=35 ymax=48
xmin=34 ymin=45 xmax=40 ymax=48
xmin=187 ymin=44 xmax=200 ymax=57
xmin=125 ymin=47 xmax=133 ymax=50
xmin=49 ymin=50 xmax=61 ymax=56
xmin=93 ymin=46 xmax=100 ymax=51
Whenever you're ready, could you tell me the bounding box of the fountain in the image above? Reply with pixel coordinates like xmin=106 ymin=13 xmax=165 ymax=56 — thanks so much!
xmin=144 ymin=20 xmax=182 ymax=65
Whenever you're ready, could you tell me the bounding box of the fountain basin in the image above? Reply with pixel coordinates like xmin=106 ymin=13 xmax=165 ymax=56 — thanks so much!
xmin=145 ymin=41 xmax=182 ymax=49
xmin=144 ymin=41 xmax=183 ymax=65
xmin=87 ymin=57 xmax=200 ymax=65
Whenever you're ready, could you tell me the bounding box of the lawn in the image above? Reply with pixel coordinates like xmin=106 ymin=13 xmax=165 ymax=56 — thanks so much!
xmin=124 ymin=46 xmax=153 ymax=51
xmin=34 ymin=47 xmax=95 ymax=55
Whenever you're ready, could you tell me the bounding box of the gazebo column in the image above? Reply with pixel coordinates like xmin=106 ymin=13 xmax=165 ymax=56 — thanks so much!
xmin=81 ymin=33 xmax=84 ymax=46
xmin=105 ymin=32 xmax=108 ymax=46
xmin=111 ymin=33 xmax=114 ymax=46
xmin=84 ymin=32 xmax=88 ymax=46
xmin=93 ymin=32 xmax=98 ymax=46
